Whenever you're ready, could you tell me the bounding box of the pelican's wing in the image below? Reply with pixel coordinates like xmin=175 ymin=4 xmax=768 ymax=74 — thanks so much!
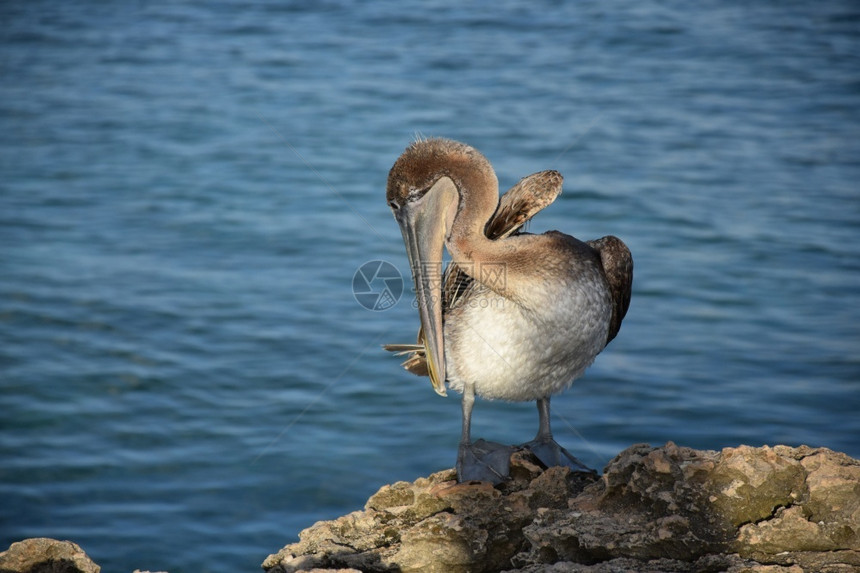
xmin=586 ymin=235 xmax=633 ymax=346
xmin=485 ymin=170 xmax=563 ymax=240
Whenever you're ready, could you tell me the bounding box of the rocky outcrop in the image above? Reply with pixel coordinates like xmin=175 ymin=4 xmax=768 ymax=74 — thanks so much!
xmin=263 ymin=443 xmax=860 ymax=573
xmin=3 ymin=444 xmax=857 ymax=573
xmin=0 ymin=540 xmax=170 ymax=573
xmin=0 ymin=538 xmax=100 ymax=573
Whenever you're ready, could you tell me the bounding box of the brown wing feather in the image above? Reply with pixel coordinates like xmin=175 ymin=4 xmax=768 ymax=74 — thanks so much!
xmin=586 ymin=235 xmax=633 ymax=346
xmin=384 ymin=171 xmax=564 ymax=379
xmin=382 ymin=328 xmax=429 ymax=377
xmin=485 ymin=170 xmax=563 ymax=240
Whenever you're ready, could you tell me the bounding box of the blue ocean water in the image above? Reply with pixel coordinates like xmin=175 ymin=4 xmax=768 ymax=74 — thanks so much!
xmin=1 ymin=1 xmax=858 ymax=571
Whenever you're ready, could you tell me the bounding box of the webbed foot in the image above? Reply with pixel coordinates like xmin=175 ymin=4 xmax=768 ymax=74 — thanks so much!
xmin=457 ymin=439 xmax=515 ymax=484
xmin=521 ymin=437 xmax=596 ymax=475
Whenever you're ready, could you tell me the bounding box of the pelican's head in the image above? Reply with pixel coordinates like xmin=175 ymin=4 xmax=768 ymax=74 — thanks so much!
xmin=386 ymin=139 xmax=494 ymax=396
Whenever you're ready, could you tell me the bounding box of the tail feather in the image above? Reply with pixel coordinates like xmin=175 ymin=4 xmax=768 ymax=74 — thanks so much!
xmin=586 ymin=235 xmax=633 ymax=345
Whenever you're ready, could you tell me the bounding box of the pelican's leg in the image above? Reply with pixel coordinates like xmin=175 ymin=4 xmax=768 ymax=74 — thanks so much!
xmin=522 ymin=397 xmax=596 ymax=474
xmin=456 ymin=383 xmax=514 ymax=484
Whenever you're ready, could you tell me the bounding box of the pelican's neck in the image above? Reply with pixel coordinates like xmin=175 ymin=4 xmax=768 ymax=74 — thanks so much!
xmin=445 ymin=163 xmax=505 ymax=274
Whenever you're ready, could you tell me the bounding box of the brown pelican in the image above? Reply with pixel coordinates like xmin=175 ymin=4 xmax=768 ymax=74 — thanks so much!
xmin=385 ymin=138 xmax=632 ymax=484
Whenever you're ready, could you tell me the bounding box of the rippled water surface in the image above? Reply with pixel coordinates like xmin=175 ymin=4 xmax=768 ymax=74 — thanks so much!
xmin=2 ymin=2 xmax=859 ymax=571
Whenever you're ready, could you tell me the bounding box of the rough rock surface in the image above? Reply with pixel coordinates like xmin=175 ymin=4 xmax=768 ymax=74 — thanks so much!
xmin=2 ymin=444 xmax=856 ymax=573
xmin=0 ymin=538 xmax=100 ymax=573
xmin=263 ymin=443 xmax=860 ymax=573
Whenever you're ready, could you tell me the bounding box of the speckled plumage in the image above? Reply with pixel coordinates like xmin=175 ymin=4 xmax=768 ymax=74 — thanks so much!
xmin=386 ymin=139 xmax=631 ymax=401
xmin=445 ymin=232 xmax=611 ymax=402
xmin=384 ymin=138 xmax=632 ymax=482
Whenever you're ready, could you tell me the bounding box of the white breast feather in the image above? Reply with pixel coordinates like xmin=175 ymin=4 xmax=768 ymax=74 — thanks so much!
xmin=444 ymin=264 xmax=610 ymax=402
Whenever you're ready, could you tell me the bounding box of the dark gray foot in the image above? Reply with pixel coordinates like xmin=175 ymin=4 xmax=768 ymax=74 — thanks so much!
xmin=521 ymin=438 xmax=596 ymax=475
xmin=457 ymin=439 xmax=515 ymax=484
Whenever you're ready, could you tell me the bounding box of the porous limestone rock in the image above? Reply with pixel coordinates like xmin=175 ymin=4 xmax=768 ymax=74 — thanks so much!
xmin=0 ymin=538 xmax=100 ymax=573
xmin=4 ymin=443 xmax=856 ymax=573
xmin=263 ymin=443 xmax=860 ymax=573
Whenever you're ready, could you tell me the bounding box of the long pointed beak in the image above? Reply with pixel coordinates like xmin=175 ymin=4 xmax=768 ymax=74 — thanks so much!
xmin=393 ymin=178 xmax=458 ymax=397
